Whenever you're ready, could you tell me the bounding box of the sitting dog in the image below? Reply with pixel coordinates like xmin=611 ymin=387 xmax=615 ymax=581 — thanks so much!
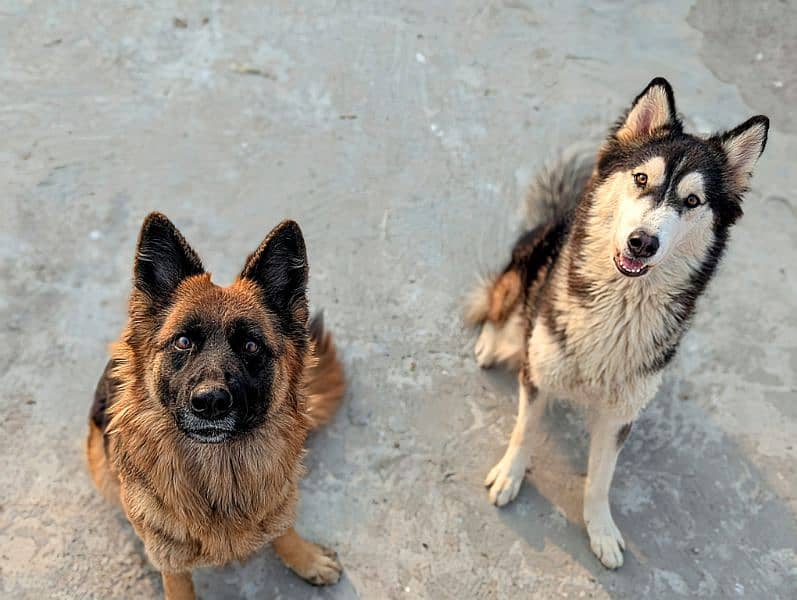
xmin=468 ymin=78 xmax=768 ymax=568
xmin=87 ymin=213 xmax=345 ymax=598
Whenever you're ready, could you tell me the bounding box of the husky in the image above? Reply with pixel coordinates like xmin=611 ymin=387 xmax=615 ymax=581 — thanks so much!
xmin=466 ymin=78 xmax=769 ymax=568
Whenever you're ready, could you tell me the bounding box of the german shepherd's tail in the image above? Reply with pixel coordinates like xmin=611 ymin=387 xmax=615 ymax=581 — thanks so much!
xmin=302 ymin=312 xmax=345 ymax=429
xmin=465 ymin=149 xmax=593 ymax=328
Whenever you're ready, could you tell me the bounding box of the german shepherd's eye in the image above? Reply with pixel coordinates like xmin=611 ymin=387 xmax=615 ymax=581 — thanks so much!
xmin=633 ymin=172 xmax=648 ymax=188
xmin=684 ymin=194 xmax=701 ymax=209
xmin=174 ymin=335 xmax=193 ymax=351
xmin=243 ymin=340 xmax=260 ymax=354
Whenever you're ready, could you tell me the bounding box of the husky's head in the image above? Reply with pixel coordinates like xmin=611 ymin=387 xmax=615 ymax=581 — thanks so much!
xmin=593 ymin=78 xmax=768 ymax=279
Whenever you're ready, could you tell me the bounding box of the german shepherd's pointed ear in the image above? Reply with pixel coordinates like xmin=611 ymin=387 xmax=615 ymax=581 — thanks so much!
xmin=133 ymin=212 xmax=204 ymax=302
xmin=615 ymin=77 xmax=681 ymax=142
xmin=240 ymin=220 xmax=309 ymax=324
xmin=712 ymin=115 xmax=769 ymax=192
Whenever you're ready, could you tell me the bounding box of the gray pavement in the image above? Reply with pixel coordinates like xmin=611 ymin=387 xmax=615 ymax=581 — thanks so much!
xmin=1 ymin=1 xmax=795 ymax=598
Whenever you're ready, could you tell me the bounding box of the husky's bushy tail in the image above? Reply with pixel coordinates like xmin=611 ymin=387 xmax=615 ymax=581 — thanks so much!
xmin=522 ymin=146 xmax=595 ymax=229
xmin=302 ymin=312 xmax=346 ymax=429
xmin=465 ymin=148 xmax=594 ymax=328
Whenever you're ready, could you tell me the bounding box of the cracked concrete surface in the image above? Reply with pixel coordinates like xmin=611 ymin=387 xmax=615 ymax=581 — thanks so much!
xmin=1 ymin=1 xmax=795 ymax=598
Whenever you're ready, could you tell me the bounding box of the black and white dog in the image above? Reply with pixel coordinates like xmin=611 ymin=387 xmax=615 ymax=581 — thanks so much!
xmin=467 ymin=78 xmax=769 ymax=568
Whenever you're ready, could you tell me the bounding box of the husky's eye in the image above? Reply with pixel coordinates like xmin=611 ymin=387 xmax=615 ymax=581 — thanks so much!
xmin=243 ymin=340 xmax=259 ymax=354
xmin=684 ymin=194 xmax=701 ymax=209
xmin=174 ymin=335 xmax=192 ymax=351
xmin=633 ymin=172 xmax=648 ymax=188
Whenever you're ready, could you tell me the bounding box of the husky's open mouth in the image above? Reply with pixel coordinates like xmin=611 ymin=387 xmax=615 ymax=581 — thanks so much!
xmin=613 ymin=252 xmax=650 ymax=277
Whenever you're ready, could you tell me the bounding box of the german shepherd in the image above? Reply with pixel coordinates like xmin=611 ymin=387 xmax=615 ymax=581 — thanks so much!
xmin=467 ymin=78 xmax=768 ymax=568
xmin=86 ymin=213 xmax=345 ymax=599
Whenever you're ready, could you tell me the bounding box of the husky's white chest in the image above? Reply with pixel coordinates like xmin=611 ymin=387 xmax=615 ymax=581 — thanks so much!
xmin=527 ymin=282 xmax=675 ymax=419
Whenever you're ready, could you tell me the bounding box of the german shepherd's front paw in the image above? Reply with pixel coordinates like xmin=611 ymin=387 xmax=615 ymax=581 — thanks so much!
xmin=585 ymin=512 xmax=625 ymax=569
xmin=273 ymin=528 xmax=342 ymax=586
xmin=484 ymin=450 xmax=527 ymax=506
xmin=293 ymin=542 xmax=342 ymax=586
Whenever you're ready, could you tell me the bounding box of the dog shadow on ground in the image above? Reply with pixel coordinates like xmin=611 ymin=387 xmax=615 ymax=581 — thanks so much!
xmin=484 ymin=368 xmax=797 ymax=597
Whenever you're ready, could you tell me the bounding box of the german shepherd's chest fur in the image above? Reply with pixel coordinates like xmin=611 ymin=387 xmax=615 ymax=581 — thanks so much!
xmin=106 ymin=380 xmax=307 ymax=571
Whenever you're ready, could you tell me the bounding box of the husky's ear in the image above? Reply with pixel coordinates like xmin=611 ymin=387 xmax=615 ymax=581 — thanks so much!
xmin=713 ymin=115 xmax=769 ymax=191
xmin=615 ymin=78 xmax=680 ymax=143
xmin=134 ymin=212 xmax=204 ymax=301
xmin=240 ymin=220 xmax=308 ymax=323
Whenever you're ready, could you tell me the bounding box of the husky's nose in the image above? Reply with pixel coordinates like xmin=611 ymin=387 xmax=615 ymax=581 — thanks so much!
xmin=190 ymin=386 xmax=233 ymax=420
xmin=627 ymin=229 xmax=659 ymax=258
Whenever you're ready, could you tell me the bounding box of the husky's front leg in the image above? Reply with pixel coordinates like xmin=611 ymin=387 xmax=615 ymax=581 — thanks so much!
xmin=485 ymin=370 xmax=540 ymax=506
xmin=584 ymin=414 xmax=634 ymax=569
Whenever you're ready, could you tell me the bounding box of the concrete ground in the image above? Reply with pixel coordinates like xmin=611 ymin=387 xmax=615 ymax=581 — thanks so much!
xmin=1 ymin=1 xmax=795 ymax=598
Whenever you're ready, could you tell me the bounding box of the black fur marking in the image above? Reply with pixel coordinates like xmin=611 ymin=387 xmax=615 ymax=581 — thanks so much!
xmin=617 ymin=422 xmax=633 ymax=448
xmin=91 ymin=359 xmax=120 ymax=434
xmin=519 ymin=362 xmax=538 ymax=398
xmin=240 ymin=220 xmax=309 ymax=343
xmin=116 ymin=449 xmax=168 ymax=510
xmin=503 ymin=221 xmax=574 ymax=356
xmin=641 ymin=342 xmax=679 ymax=376
xmin=134 ymin=212 xmax=204 ymax=307
xmin=147 ymin=522 xmax=184 ymax=547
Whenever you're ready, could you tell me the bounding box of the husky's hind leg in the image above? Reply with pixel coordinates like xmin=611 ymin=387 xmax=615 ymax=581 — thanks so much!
xmin=474 ymin=304 xmax=525 ymax=370
xmin=467 ymin=270 xmax=525 ymax=370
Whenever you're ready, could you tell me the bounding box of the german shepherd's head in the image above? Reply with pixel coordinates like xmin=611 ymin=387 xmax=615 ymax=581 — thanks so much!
xmin=126 ymin=213 xmax=310 ymax=444
xmin=587 ymin=78 xmax=768 ymax=281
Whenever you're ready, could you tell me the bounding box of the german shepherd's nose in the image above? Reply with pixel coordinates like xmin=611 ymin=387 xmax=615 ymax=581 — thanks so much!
xmin=627 ymin=229 xmax=659 ymax=258
xmin=190 ymin=386 xmax=233 ymax=420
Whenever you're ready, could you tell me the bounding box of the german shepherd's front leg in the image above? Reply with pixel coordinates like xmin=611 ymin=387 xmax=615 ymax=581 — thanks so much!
xmin=161 ymin=571 xmax=195 ymax=600
xmin=272 ymin=527 xmax=342 ymax=586
xmin=484 ymin=371 xmax=541 ymax=505
xmin=584 ymin=414 xmax=634 ymax=569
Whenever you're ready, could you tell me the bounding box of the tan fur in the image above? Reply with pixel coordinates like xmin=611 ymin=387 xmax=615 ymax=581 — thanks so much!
xmin=488 ymin=270 xmax=522 ymax=324
xmin=463 ymin=273 xmax=497 ymax=327
xmin=161 ymin=573 xmax=195 ymax=600
xmin=302 ymin=319 xmax=346 ymax=429
xmin=272 ymin=527 xmax=342 ymax=585
xmin=87 ymin=272 xmax=343 ymax=598
xmin=86 ymin=421 xmax=120 ymax=505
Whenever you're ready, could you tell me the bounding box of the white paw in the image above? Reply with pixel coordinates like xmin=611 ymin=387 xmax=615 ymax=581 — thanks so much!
xmin=585 ymin=510 xmax=625 ymax=569
xmin=474 ymin=322 xmax=498 ymax=368
xmin=484 ymin=450 xmax=527 ymax=506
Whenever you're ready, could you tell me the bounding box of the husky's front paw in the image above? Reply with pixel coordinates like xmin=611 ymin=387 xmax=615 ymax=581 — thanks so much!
xmin=585 ymin=510 xmax=625 ymax=569
xmin=474 ymin=322 xmax=499 ymax=368
xmin=484 ymin=450 xmax=527 ymax=506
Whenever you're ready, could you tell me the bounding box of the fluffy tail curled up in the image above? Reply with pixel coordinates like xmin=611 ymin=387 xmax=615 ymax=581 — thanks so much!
xmin=302 ymin=312 xmax=345 ymax=429
xmin=521 ymin=146 xmax=594 ymax=229
xmin=465 ymin=148 xmax=594 ymax=329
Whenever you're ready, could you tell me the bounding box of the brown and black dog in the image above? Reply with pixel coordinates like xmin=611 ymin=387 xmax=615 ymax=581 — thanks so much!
xmin=86 ymin=212 xmax=345 ymax=599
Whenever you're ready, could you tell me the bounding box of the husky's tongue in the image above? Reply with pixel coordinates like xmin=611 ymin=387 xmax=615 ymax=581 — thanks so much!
xmin=620 ymin=255 xmax=645 ymax=273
